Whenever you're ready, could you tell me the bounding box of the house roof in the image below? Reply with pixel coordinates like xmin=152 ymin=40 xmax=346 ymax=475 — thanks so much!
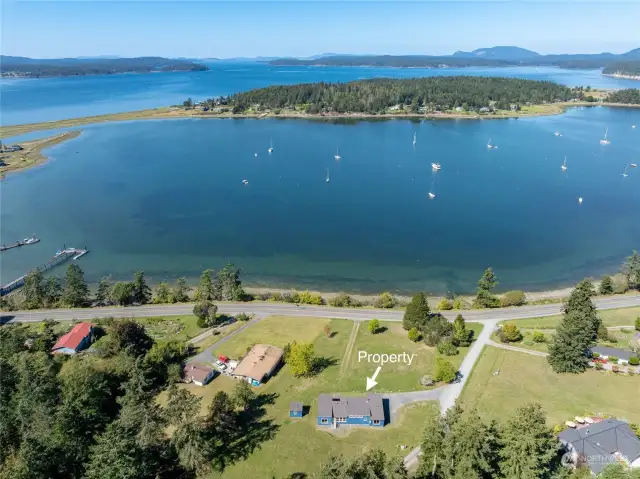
xmin=51 ymin=322 xmax=92 ymax=352
xmin=558 ymin=419 xmax=640 ymax=474
xmin=232 ymin=344 xmax=283 ymax=381
xmin=183 ymin=363 xmax=215 ymax=383
xmin=316 ymin=394 xmax=385 ymax=421
xmin=591 ymin=346 xmax=635 ymax=361
xmin=290 ymin=401 xmax=303 ymax=412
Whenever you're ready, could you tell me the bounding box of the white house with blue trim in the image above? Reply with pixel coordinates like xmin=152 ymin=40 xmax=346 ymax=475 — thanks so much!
xmin=317 ymin=394 xmax=385 ymax=428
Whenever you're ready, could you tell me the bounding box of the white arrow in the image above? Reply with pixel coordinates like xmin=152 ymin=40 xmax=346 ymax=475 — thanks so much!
xmin=366 ymin=366 xmax=382 ymax=391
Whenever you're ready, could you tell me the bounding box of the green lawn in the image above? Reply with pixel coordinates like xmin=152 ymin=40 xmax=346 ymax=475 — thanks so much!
xmin=193 ymin=321 xmax=245 ymax=352
xmin=502 ymin=306 xmax=640 ymax=329
xmin=336 ymin=321 xmax=483 ymax=392
xmin=460 ymin=346 xmax=640 ymax=426
xmin=215 ymin=315 xmax=332 ymax=358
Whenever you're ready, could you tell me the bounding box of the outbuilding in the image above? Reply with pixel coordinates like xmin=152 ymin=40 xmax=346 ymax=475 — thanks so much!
xmin=183 ymin=363 xmax=217 ymax=386
xmin=289 ymin=402 xmax=303 ymax=418
xmin=51 ymin=322 xmax=94 ymax=355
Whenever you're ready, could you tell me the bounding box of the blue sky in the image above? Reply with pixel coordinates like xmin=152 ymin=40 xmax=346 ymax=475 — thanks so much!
xmin=2 ymin=1 xmax=639 ymax=58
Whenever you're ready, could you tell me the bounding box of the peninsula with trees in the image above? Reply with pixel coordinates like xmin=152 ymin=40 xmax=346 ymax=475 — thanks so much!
xmin=602 ymin=61 xmax=640 ymax=80
xmin=0 ymin=56 xmax=209 ymax=78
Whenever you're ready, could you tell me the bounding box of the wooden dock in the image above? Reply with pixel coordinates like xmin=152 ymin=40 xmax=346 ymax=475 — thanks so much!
xmin=1 ymin=236 xmax=40 ymax=252
xmin=0 ymin=247 xmax=89 ymax=296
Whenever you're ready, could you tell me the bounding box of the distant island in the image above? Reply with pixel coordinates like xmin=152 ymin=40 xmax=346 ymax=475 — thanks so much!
xmin=0 ymin=56 xmax=209 ymax=78
xmin=267 ymin=45 xmax=640 ymax=70
xmin=602 ymin=61 xmax=640 ymax=80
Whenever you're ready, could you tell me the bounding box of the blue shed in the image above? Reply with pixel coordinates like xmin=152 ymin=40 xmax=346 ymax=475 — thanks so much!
xmin=289 ymin=401 xmax=303 ymax=418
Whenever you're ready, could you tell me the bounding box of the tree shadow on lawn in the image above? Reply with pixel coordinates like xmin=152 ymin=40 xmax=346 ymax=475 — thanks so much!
xmin=311 ymin=356 xmax=339 ymax=376
xmin=212 ymin=392 xmax=280 ymax=472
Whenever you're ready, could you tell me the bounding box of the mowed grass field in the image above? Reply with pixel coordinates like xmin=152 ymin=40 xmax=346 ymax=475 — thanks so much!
xmin=338 ymin=321 xmax=483 ymax=392
xmin=460 ymin=346 xmax=640 ymax=426
xmin=501 ymin=306 xmax=640 ymax=329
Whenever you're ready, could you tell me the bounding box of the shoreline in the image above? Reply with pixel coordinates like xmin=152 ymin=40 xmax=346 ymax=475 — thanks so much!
xmin=4 ymin=101 xmax=640 ymax=140
xmin=0 ymin=130 xmax=82 ymax=175
xmin=603 ymin=73 xmax=640 ymax=81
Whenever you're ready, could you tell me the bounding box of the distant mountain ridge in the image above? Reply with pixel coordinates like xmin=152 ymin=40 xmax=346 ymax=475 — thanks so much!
xmin=266 ymin=46 xmax=640 ymax=69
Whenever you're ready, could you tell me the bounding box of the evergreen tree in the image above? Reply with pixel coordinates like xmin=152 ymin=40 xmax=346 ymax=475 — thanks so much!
xmin=95 ymin=275 xmax=113 ymax=306
xmin=403 ymin=293 xmax=430 ymax=330
xmin=132 ymin=271 xmax=152 ymax=305
xmin=499 ymin=403 xmax=560 ymax=479
xmin=547 ymin=311 xmax=594 ymax=373
xmin=563 ymin=278 xmax=600 ymax=342
xmin=32 ymin=319 xmax=58 ymax=352
xmin=106 ymin=319 xmax=153 ymax=357
xmin=418 ymin=414 xmax=445 ymax=478
xmin=154 ymin=281 xmax=170 ymax=303
xmin=62 ymin=263 xmax=89 ymax=307
xmin=109 ymin=281 xmax=135 ymax=306
xmin=599 ymin=275 xmax=614 ymax=295
xmin=193 ymin=300 xmax=219 ymax=327
xmin=21 ymin=270 xmax=45 ymax=310
xmin=42 ymin=276 xmax=62 ymax=308
xmin=216 ymin=263 xmax=245 ymax=301
xmin=171 ymin=277 xmax=190 ymax=303
xmin=232 ymin=379 xmax=255 ymax=410
xmin=422 ymin=314 xmax=453 ymax=347
xmin=474 ymin=267 xmax=500 ymax=308
xmin=623 ymin=250 xmax=640 ymax=290
xmin=441 ymin=409 xmax=500 ymax=479
xmin=205 ymin=391 xmax=237 ymax=438
xmin=0 ymin=358 xmax=18 ymax=464
xmin=452 ymin=314 xmax=472 ymax=346
xmin=197 ymin=269 xmax=215 ymax=301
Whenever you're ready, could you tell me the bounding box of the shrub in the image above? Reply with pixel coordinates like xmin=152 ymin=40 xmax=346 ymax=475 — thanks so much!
xmin=452 ymin=297 xmax=465 ymax=310
xmin=434 ymin=358 xmax=457 ymax=383
xmin=368 ymin=319 xmax=381 ymax=335
xmin=420 ymin=375 xmax=434 ymax=387
xmin=437 ymin=340 xmax=459 ymax=356
xmin=599 ymin=275 xmax=614 ymax=295
xmin=408 ymin=327 xmax=422 ymax=342
xmin=620 ymin=328 xmax=632 ymax=334
xmin=597 ymin=324 xmax=609 ymax=341
xmin=636 ymin=317 xmax=640 ymax=331
xmin=500 ymin=290 xmax=526 ymax=307
xmin=374 ymin=292 xmax=397 ymax=309
xmin=532 ymin=331 xmax=546 ymax=343
xmin=612 ymin=274 xmax=630 ymax=294
xmin=609 ymin=356 xmax=619 ymax=364
xmin=591 ymin=352 xmax=600 ymax=358
xmin=523 ymin=340 xmax=534 ymax=346
xmin=629 ymin=356 xmax=639 ymax=366
xmin=235 ymin=312 xmax=250 ymax=322
xmin=437 ymin=298 xmax=453 ymax=311
xmin=329 ymin=293 xmax=359 ymax=307
xmin=552 ymin=424 xmax=564 ymax=435
xmin=595 ymin=362 xmax=604 ymax=370
xmin=500 ymin=323 xmax=523 ymax=343
xmin=296 ymin=290 xmax=325 ymax=305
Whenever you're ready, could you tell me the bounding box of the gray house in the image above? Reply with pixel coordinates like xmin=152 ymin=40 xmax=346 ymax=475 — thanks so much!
xmin=317 ymin=394 xmax=385 ymax=428
xmin=558 ymin=419 xmax=640 ymax=474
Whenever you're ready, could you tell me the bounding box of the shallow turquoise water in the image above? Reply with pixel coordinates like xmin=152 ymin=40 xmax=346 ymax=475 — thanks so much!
xmin=1 ymin=106 xmax=639 ymax=294
xmin=2 ymin=63 xmax=639 ymax=126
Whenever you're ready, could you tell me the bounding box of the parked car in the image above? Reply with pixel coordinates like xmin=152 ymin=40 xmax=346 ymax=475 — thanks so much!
xmin=215 ymin=360 xmax=227 ymax=370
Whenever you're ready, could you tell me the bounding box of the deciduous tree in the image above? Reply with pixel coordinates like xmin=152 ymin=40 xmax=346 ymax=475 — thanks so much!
xmin=287 ymin=341 xmax=315 ymax=377
xmin=369 ymin=318 xmax=381 ymax=334
xmin=193 ymin=300 xmax=219 ymax=327
xmin=452 ymin=314 xmax=472 ymax=346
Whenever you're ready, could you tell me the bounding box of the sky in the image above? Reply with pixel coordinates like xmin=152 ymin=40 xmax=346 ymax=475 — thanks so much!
xmin=1 ymin=1 xmax=639 ymax=58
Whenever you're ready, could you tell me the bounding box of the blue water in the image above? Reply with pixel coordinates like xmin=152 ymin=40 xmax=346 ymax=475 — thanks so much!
xmin=2 ymin=63 xmax=639 ymax=126
xmin=1 ymin=106 xmax=639 ymax=294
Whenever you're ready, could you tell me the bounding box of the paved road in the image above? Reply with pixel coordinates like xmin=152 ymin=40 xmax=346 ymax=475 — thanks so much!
xmin=2 ymin=294 xmax=639 ymax=324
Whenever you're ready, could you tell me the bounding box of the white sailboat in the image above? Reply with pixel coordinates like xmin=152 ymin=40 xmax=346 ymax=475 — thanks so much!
xmin=622 ymin=166 xmax=628 ymax=178
xmin=413 ymin=132 xmax=417 ymax=146
xmin=561 ymin=157 xmax=567 ymax=171
xmin=487 ymin=138 xmax=494 ymax=149
xmin=334 ymin=148 xmax=341 ymax=160
xmin=325 ymin=169 xmax=330 ymax=183
xmin=431 ymin=163 xmax=441 ymax=171
xmin=268 ymin=139 xmax=274 ymax=153
xmin=242 ymin=179 xmax=249 ymax=185
xmin=600 ymin=128 xmax=610 ymax=145
xmin=428 ymin=192 xmax=436 ymax=199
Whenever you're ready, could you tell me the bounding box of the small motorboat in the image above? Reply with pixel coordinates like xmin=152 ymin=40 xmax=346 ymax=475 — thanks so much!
xmin=487 ymin=138 xmax=494 ymax=149
xmin=600 ymin=127 xmax=610 ymax=145
xmin=623 ymin=166 xmax=628 ymax=178
xmin=254 ymin=153 xmax=258 ymax=157
xmin=561 ymin=157 xmax=567 ymax=171
xmin=431 ymin=163 xmax=441 ymax=171
xmin=578 ymin=197 xmax=583 ymax=204
xmin=268 ymin=139 xmax=274 ymax=153
xmin=428 ymin=192 xmax=436 ymax=199
xmin=334 ymin=148 xmax=341 ymax=160
xmin=631 ymin=163 xmax=637 ymax=168
xmin=633 ymin=125 xmax=636 ymax=129
xmin=242 ymin=179 xmax=249 ymax=185
xmin=554 ymin=131 xmax=561 ymax=137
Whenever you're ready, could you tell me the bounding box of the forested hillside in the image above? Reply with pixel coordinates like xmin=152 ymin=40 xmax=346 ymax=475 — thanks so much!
xmin=607 ymin=88 xmax=640 ymax=104
xmin=227 ymin=76 xmax=578 ymax=114
xmin=603 ymin=61 xmax=640 ymax=76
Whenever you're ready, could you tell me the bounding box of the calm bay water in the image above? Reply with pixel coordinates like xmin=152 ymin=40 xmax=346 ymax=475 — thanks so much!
xmin=1 ymin=107 xmax=639 ymax=294
xmin=2 ymin=63 xmax=640 ymax=126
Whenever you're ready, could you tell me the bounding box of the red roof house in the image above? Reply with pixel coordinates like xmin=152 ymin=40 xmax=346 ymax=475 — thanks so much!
xmin=51 ymin=322 xmax=94 ymax=355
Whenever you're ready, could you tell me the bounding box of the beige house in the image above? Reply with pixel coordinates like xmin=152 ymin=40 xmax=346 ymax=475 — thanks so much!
xmin=183 ymin=363 xmax=216 ymax=386
xmin=232 ymin=344 xmax=283 ymax=386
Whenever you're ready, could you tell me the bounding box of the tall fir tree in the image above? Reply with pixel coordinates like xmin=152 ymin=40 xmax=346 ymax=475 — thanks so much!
xmin=473 ymin=267 xmax=500 ymax=308
xmin=132 ymin=271 xmax=152 ymax=305
xmin=62 ymin=264 xmax=89 ymax=307
xmin=499 ymin=403 xmax=560 ymax=479
xmin=547 ymin=310 xmax=595 ymax=373
xmin=403 ymin=293 xmax=431 ymax=330
xmin=563 ymin=278 xmax=600 ymax=343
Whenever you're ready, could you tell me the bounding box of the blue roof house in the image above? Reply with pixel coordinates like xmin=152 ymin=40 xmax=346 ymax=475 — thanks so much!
xmin=317 ymin=394 xmax=385 ymax=428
